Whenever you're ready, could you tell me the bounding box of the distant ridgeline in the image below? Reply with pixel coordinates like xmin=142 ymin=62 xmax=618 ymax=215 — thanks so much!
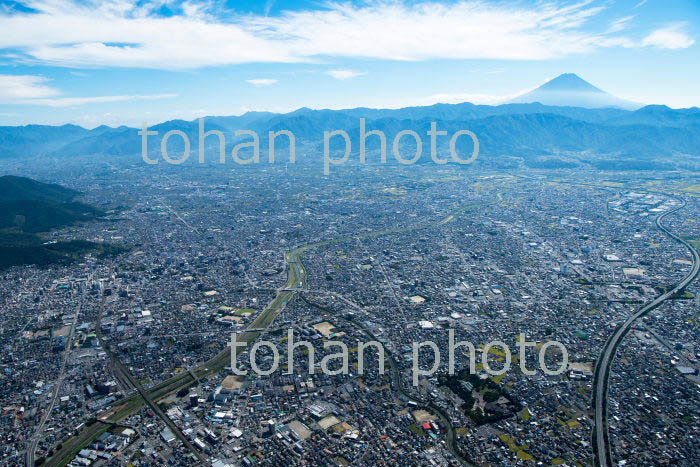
xmin=0 ymin=175 xmax=123 ymax=269
xmin=1 ymin=102 xmax=700 ymax=171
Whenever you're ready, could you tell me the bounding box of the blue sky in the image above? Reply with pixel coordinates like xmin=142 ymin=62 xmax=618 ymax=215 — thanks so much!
xmin=0 ymin=0 xmax=698 ymax=127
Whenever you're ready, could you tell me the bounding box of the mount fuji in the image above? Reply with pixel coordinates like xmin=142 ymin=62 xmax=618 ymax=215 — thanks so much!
xmin=510 ymin=73 xmax=640 ymax=110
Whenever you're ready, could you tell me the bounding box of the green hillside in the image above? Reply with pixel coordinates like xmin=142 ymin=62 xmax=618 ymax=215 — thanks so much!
xmin=0 ymin=199 xmax=102 ymax=232
xmin=0 ymin=174 xmax=79 ymax=202
xmin=0 ymin=176 xmax=123 ymax=269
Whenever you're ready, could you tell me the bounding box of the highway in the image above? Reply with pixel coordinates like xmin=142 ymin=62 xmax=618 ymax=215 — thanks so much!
xmin=591 ymin=196 xmax=700 ymax=467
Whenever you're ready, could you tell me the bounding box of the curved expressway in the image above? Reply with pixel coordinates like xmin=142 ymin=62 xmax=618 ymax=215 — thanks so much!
xmin=592 ymin=197 xmax=700 ymax=467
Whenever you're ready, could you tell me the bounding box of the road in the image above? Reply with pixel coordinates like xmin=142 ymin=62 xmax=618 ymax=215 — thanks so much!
xmin=591 ymin=196 xmax=700 ymax=467
xmin=46 ymin=199 xmax=492 ymax=466
xmin=26 ymin=278 xmax=87 ymax=467
xmin=93 ymin=279 xmax=209 ymax=465
xmin=298 ymin=294 xmax=473 ymax=465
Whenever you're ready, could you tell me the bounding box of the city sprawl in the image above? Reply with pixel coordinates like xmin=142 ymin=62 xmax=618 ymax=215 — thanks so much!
xmin=0 ymin=154 xmax=698 ymax=466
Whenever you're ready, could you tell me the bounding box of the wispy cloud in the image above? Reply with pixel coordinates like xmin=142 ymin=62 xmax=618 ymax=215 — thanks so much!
xmin=254 ymin=0 xmax=607 ymax=61
xmin=326 ymin=69 xmax=365 ymax=80
xmin=608 ymin=15 xmax=635 ymax=34
xmin=0 ymin=72 xmax=176 ymax=106
xmin=641 ymin=24 xmax=695 ymax=49
xmin=0 ymin=74 xmax=59 ymax=100
xmin=246 ymin=78 xmax=278 ymax=87
xmin=264 ymin=0 xmax=276 ymax=16
xmin=23 ymin=93 xmax=177 ymax=107
xmin=0 ymin=1 xmax=693 ymax=70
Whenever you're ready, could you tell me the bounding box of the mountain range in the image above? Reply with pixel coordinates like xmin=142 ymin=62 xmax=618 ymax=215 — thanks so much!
xmin=1 ymin=74 xmax=699 ymax=170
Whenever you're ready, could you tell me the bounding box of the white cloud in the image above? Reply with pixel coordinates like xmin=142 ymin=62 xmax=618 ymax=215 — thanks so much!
xmin=0 ymin=74 xmax=60 ymax=100
xmin=246 ymin=78 xmax=278 ymax=87
xmin=326 ymin=69 xmax=365 ymax=80
xmin=0 ymin=0 xmax=298 ymax=69
xmin=641 ymin=24 xmax=695 ymax=49
xmin=0 ymin=0 xmax=674 ymax=70
xmin=23 ymin=93 xmax=177 ymax=107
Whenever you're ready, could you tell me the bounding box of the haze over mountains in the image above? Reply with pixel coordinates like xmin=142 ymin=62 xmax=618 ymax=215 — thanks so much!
xmin=1 ymin=74 xmax=699 ymax=170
